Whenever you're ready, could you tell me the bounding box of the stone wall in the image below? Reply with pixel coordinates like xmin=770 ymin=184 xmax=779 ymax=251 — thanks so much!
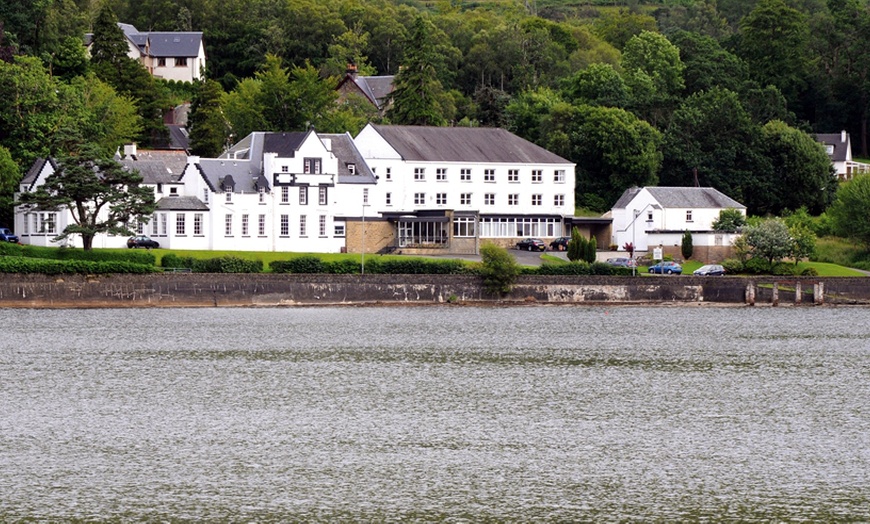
xmin=1 ymin=273 xmax=868 ymax=308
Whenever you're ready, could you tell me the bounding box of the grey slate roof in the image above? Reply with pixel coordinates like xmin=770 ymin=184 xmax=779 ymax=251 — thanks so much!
xmin=166 ymin=125 xmax=190 ymax=151
xmin=355 ymin=76 xmax=394 ymax=108
xmin=614 ymin=186 xmax=746 ymax=209
xmin=117 ymin=150 xmax=188 ymax=185
xmin=21 ymin=158 xmax=57 ymax=188
xmin=319 ymin=133 xmax=377 ymax=184
xmin=367 ymin=125 xmax=572 ymax=164
xmin=815 ymin=133 xmax=849 ymax=162
xmin=147 ymin=32 xmax=203 ymax=57
xmin=155 ymin=196 xmax=209 ymax=211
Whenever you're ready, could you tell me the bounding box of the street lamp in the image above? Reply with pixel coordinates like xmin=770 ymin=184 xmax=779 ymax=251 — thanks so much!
xmin=361 ymin=203 xmax=370 ymax=275
xmin=626 ymin=203 xmax=661 ymax=276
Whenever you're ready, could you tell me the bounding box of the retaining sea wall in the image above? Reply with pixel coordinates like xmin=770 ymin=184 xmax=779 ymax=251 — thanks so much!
xmin=1 ymin=274 xmax=870 ymax=308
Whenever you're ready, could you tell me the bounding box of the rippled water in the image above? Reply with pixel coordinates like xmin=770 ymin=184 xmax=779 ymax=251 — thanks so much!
xmin=1 ymin=306 xmax=868 ymax=522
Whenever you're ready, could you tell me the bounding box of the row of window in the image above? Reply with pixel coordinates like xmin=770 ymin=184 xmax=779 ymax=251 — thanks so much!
xmin=399 ymin=167 xmax=565 ymax=183
xmin=20 ymin=212 xmax=58 ymax=235
xmin=390 ymin=192 xmax=566 ymax=207
xmin=143 ymin=213 xmax=345 ymax=238
xmin=402 ymin=217 xmax=562 ymax=240
xmin=216 ymin=186 xmax=332 ymax=206
xmin=155 ymin=57 xmax=189 ymax=67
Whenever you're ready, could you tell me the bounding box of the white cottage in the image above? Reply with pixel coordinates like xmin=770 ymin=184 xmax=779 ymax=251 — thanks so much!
xmin=610 ymin=186 xmax=745 ymax=261
xmin=353 ymin=124 xmax=576 ymax=253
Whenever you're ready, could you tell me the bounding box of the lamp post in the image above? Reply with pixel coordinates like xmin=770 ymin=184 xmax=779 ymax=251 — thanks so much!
xmin=361 ymin=203 xmax=370 ymax=275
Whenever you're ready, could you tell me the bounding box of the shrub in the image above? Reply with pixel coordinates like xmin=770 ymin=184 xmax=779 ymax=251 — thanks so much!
xmin=771 ymin=262 xmax=798 ymax=276
xmin=534 ymin=261 xmax=591 ymax=275
xmin=0 ymin=256 xmax=155 ymax=274
xmin=584 ymin=236 xmax=597 ymax=263
xmin=161 ymin=253 xmax=197 ymax=269
xmin=326 ymin=259 xmax=363 ymax=274
xmin=567 ymin=227 xmax=585 ymax=262
xmin=479 ymin=243 xmax=520 ymax=295
xmin=193 ymin=256 xmax=262 ymax=273
xmin=721 ymin=258 xmax=744 ymax=275
xmin=269 ymin=256 xmax=326 ymax=274
xmin=800 ymin=267 xmax=819 ymax=276
xmin=681 ymin=230 xmax=693 ymax=260
xmin=743 ymin=257 xmax=770 ymax=274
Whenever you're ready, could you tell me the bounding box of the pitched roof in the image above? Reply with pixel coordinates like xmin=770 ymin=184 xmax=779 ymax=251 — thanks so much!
xmin=147 ymin=32 xmax=203 ymax=57
xmin=155 ymin=196 xmax=209 ymax=211
xmin=366 ymin=125 xmax=571 ymax=164
xmin=319 ymin=133 xmax=377 ymax=184
xmin=614 ymin=186 xmax=745 ymax=209
xmin=118 ymin=149 xmax=188 ymax=185
xmin=815 ymin=132 xmax=850 ymax=162
xmin=21 ymin=158 xmax=56 ymax=188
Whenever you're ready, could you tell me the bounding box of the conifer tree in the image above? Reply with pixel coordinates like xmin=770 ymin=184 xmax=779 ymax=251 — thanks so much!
xmin=387 ymin=16 xmax=446 ymax=126
xmin=189 ymin=80 xmax=229 ymax=157
xmin=567 ymin=227 xmax=585 ymax=262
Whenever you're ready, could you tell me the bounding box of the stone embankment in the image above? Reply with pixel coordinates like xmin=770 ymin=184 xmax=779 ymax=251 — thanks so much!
xmin=1 ymin=274 xmax=870 ymax=308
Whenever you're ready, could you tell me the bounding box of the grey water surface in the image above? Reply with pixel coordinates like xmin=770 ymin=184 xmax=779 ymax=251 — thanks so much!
xmin=1 ymin=306 xmax=868 ymax=522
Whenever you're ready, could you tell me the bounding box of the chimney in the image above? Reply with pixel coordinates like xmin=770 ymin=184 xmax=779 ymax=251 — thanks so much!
xmin=842 ymin=130 xmax=847 ymax=143
xmin=123 ymin=144 xmax=137 ymax=159
xmin=346 ymin=63 xmax=358 ymax=79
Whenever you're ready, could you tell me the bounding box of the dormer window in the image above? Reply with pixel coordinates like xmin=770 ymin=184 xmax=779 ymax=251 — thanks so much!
xmin=826 ymin=145 xmax=835 ymax=155
xmin=170 ymin=187 xmax=178 ymax=196
xmin=225 ymin=190 xmax=232 ymax=203
xmin=348 ymin=163 xmax=356 ymax=175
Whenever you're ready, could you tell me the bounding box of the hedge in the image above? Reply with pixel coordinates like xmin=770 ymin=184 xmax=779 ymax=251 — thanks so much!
xmin=0 ymin=256 xmax=156 ymax=274
xmin=270 ymin=257 xmax=473 ymax=275
xmin=526 ymin=261 xmax=628 ymax=276
xmin=192 ymin=256 xmax=263 ymax=273
xmin=0 ymin=242 xmax=156 ymax=265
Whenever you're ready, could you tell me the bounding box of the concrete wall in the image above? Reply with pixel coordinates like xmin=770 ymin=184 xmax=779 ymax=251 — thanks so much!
xmin=1 ymin=274 xmax=867 ymax=308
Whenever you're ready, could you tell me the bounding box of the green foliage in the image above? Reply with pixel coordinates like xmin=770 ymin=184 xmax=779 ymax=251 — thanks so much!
xmin=188 ymin=80 xmax=229 ymax=157
xmin=0 ymin=242 xmax=155 ymax=264
xmin=621 ymin=30 xmax=685 ymax=127
xmin=829 ymin=174 xmax=870 ymax=250
xmin=758 ymin=120 xmax=837 ymax=215
xmin=584 ymin=235 xmax=597 ymax=263
xmin=743 ymin=218 xmax=792 ymax=267
xmin=712 ymin=208 xmax=747 ymax=232
xmin=567 ymin=227 xmax=585 ymax=262
xmin=193 ymin=256 xmax=263 ymax=273
xmin=681 ymin=230 xmax=694 ymax=260
xmin=270 ymin=256 xmax=326 ymax=274
xmin=800 ymin=267 xmax=819 ymax=276
xmin=160 ymin=253 xmax=197 ymax=269
xmin=387 ymin=16 xmax=447 ymax=126
xmin=0 ymin=256 xmax=155 ymax=274
xmin=479 ymin=243 xmax=520 ymax=296
xmin=770 ymin=261 xmax=798 ymax=276
xmin=789 ymin=223 xmax=816 ymax=264
xmin=721 ymin=258 xmax=745 ymax=274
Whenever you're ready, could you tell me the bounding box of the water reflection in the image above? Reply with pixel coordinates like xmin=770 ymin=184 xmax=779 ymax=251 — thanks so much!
xmin=1 ymin=306 xmax=868 ymax=521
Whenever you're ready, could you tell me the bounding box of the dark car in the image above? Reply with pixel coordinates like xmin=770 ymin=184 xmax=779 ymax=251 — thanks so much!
xmin=605 ymin=257 xmax=637 ymax=268
xmin=516 ymin=238 xmax=547 ymax=251
xmin=648 ymin=261 xmax=683 ymax=274
xmin=549 ymin=236 xmax=571 ymax=251
xmin=127 ymin=235 xmax=160 ymax=249
xmin=693 ymin=264 xmax=726 ymax=276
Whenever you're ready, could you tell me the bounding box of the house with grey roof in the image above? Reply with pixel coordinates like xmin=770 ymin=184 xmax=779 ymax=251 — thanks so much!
xmin=86 ymin=23 xmax=205 ymax=83
xmin=16 ymin=147 xmax=188 ymax=248
xmin=611 ymin=186 xmax=746 ymax=263
xmin=353 ymin=123 xmax=576 ymax=254
xmin=814 ymin=130 xmax=870 ymax=180
xmin=336 ymin=65 xmax=395 ymax=115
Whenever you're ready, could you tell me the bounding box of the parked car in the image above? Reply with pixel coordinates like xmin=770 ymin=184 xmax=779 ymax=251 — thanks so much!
xmin=648 ymin=261 xmax=683 ymax=274
xmin=516 ymin=238 xmax=547 ymax=251
xmin=605 ymin=257 xmax=637 ymax=268
xmin=127 ymin=235 xmax=160 ymax=249
xmin=549 ymin=236 xmax=571 ymax=251
xmin=693 ymin=264 xmax=726 ymax=276
xmin=0 ymin=227 xmax=19 ymax=243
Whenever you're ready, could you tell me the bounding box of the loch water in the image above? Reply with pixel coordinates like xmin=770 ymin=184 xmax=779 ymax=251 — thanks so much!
xmin=1 ymin=306 xmax=868 ymax=522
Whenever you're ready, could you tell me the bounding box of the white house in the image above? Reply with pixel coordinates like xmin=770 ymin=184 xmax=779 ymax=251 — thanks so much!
xmin=354 ymin=124 xmax=576 ymax=253
xmin=815 ymin=130 xmax=870 ymax=180
xmin=610 ymin=186 xmax=745 ymax=261
xmin=86 ymin=23 xmax=206 ymax=83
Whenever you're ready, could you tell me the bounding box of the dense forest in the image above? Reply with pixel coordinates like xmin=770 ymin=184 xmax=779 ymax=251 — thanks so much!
xmin=1 ymin=0 xmax=867 ymax=226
